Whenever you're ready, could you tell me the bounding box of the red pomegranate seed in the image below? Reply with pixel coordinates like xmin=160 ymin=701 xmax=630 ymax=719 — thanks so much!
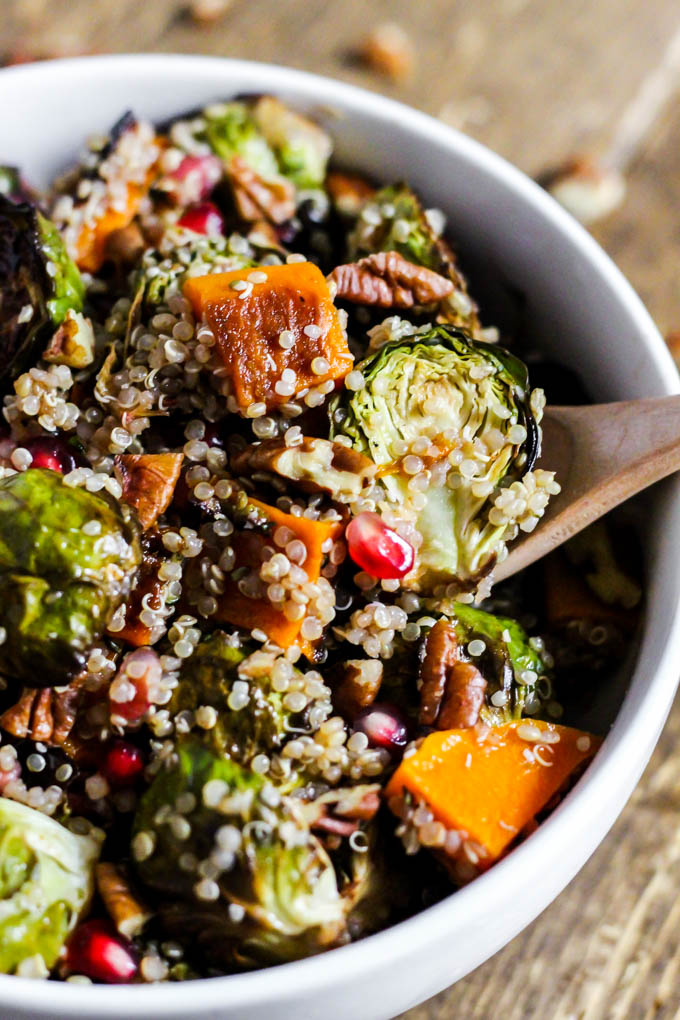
xmin=103 ymin=741 xmax=145 ymax=786
xmin=109 ymin=647 xmax=162 ymax=724
xmin=66 ymin=920 xmax=137 ymax=984
xmin=346 ymin=512 xmax=414 ymax=579
xmin=24 ymin=435 xmax=79 ymax=474
xmin=177 ymin=201 xmax=224 ymax=236
xmin=168 ymin=154 xmax=222 ymax=202
xmin=353 ymin=702 xmax=409 ymax=754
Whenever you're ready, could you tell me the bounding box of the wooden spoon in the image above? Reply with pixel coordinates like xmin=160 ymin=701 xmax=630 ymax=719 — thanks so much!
xmin=495 ymin=395 xmax=680 ymax=581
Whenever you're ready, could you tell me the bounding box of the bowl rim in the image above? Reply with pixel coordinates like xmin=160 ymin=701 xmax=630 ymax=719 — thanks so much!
xmin=1 ymin=51 xmax=680 ymax=1016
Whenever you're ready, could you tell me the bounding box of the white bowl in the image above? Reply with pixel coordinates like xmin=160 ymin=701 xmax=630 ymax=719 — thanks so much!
xmin=2 ymin=53 xmax=679 ymax=1020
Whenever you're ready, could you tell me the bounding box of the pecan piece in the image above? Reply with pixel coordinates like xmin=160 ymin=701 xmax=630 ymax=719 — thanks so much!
xmin=115 ymin=452 xmax=184 ymax=529
xmin=96 ymin=862 xmax=152 ymax=939
xmin=418 ymin=620 xmax=459 ymax=726
xmin=333 ymin=659 xmax=383 ymax=718
xmin=328 ymin=251 xmax=454 ymax=308
xmin=437 ymin=661 xmax=487 ymax=729
xmin=231 ymin=436 xmax=375 ymax=500
xmin=0 ymin=678 xmax=86 ymax=745
xmin=227 ymin=154 xmax=296 ymax=225
xmin=104 ymin=221 xmax=146 ymax=267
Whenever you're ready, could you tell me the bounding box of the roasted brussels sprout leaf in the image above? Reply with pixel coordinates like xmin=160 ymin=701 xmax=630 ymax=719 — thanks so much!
xmin=0 ymin=469 xmax=142 ymax=687
xmin=0 ymin=798 xmax=100 ymax=975
xmin=0 ymin=166 xmax=36 ymax=204
xmin=331 ymin=324 xmax=549 ymax=594
xmin=0 ymin=196 xmax=85 ymax=389
xmin=347 ymin=183 xmax=479 ymax=331
xmin=133 ymin=740 xmax=347 ymax=967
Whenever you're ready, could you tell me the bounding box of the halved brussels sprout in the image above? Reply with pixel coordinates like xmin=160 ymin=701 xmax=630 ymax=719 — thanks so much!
xmin=0 ymin=798 xmax=100 ymax=975
xmin=133 ymin=740 xmax=346 ymax=967
xmin=0 ymin=197 xmax=85 ymax=389
xmin=331 ymin=324 xmax=547 ymax=594
xmin=0 ymin=469 xmax=142 ymax=686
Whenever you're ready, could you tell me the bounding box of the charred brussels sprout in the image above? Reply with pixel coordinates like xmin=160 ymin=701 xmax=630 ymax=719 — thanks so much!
xmin=331 ymin=325 xmax=547 ymax=594
xmin=0 ymin=469 xmax=141 ymax=686
xmin=133 ymin=740 xmax=346 ymax=967
xmin=0 ymin=196 xmax=85 ymax=389
xmin=0 ymin=798 xmax=100 ymax=975
xmin=168 ymin=632 xmax=292 ymax=766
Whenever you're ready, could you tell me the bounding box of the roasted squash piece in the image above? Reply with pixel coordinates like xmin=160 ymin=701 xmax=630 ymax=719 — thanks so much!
xmin=386 ymin=721 xmax=601 ymax=868
xmin=183 ymin=262 xmax=353 ymax=412
xmin=115 ymin=453 xmax=184 ymax=530
xmin=215 ymin=497 xmax=341 ymax=649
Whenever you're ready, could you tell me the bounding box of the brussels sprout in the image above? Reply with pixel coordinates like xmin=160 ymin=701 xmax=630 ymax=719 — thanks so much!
xmin=0 ymin=196 xmax=85 ymax=389
xmin=331 ymin=324 xmax=544 ymax=593
xmin=436 ymin=604 xmax=553 ymax=724
xmin=168 ymin=632 xmax=291 ymax=766
xmin=137 ymin=233 xmax=254 ymax=308
xmin=0 ymin=469 xmax=142 ymax=686
xmin=0 ymin=798 xmax=100 ymax=975
xmin=253 ymin=97 xmax=332 ymax=189
xmin=133 ymin=740 xmax=346 ymax=967
xmin=202 ymin=103 xmax=280 ymax=180
xmin=347 ymin=183 xmax=478 ymax=331
xmin=0 ymin=166 xmax=35 ymax=204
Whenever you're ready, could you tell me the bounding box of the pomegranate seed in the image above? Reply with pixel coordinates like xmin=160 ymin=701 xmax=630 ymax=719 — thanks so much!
xmin=24 ymin=435 xmax=79 ymax=474
xmin=109 ymin=647 xmax=162 ymax=724
xmin=66 ymin=920 xmax=137 ymax=984
xmin=346 ymin=512 xmax=414 ymax=579
xmin=353 ymin=702 xmax=409 ymax=754
xmin=202 ymin=422 xmax=225 ymax=448
xmin=168 ymin=154 xmax=222 ymax=203
xmin=177 ymin=201 xmax=224 ymax=236
xmin=103 ymin=741 xmax=145 ymax=786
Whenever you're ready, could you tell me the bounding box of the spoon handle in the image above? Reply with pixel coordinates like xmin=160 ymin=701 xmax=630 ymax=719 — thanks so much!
xmin=495 ymin=394 xmax=680 ymax=581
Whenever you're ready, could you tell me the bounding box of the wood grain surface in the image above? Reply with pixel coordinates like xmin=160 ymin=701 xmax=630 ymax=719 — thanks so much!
xmin=3 ymin=1 xmax=680 ymax=1016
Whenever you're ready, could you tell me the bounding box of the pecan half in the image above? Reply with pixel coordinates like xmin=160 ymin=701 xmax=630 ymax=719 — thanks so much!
xmin=231 ymin=436 xmax=376 ymax=500
xmin=115 ymin=452 xmax=184 ymax=530
xmin=333 ymin=659 xmax=383 ymax=718
xmin=328 ymin=251 xmax=454 ymax=308
xmin=437 ymin=661 xmax=487 ymax=729
xmin=96 ymin=862 xmax=152 ymax=939
xmin=0 ymin=678 xmax=86 ymax=745
xmin=418 ymin=620 xmax=459 ymax=726
xmin=418 ymin=620 xmax=487 ymax=728
xmin=227 ymin=154 xmax=296 ymax=225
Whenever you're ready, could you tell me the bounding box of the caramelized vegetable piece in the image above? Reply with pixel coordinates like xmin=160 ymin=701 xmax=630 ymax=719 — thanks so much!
xmin=114 ymin=453 xmax=183 ymax=529
xmin=183 ymin=262 xmax=353 ymax=412
xmin=215 ymin=497 xmax=340 ymax=648
xmin=386 ymin=721 xmax=601 ymax=867
xmin=75 ymin=181 xmax=151 ymax=274
xmin=111 ymin=550 xmax=164 ymax=647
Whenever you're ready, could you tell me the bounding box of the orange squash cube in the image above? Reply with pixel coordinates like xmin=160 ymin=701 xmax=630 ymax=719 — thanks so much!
xmin=386 ymin=721 xmax=601 ymax=867
xmin=183 ymin=262 xmax=353 ymax=413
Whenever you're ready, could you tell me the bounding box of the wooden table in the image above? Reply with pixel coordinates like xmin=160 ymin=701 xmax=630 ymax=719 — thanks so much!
xmin=3 ymin=1 xmax=680 ymax=1016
